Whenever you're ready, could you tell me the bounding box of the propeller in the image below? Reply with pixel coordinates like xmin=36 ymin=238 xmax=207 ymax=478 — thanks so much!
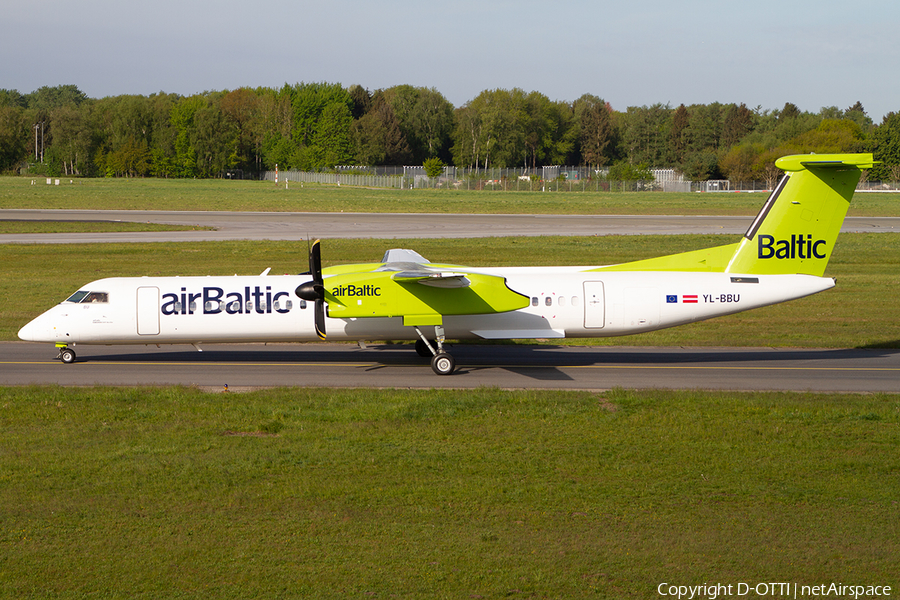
xmin=295 ymin=239 xmax=327 ymax=339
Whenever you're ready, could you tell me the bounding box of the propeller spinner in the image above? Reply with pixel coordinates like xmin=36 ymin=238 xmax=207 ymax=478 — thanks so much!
xmin=295 ymin=239 xmax=327 ymax=339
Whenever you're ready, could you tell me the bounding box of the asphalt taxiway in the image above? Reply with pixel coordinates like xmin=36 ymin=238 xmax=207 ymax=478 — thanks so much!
xmin=1 ymin=209 xmax=897 ymax=244
xmin=4 ymin=209 xmax=897 ymax=392
xmin=2 ymin=342 xmax=897 ymax=393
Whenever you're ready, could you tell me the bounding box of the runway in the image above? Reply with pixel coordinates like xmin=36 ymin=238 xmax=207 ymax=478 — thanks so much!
xmin=3 ymin=342 xmax=898 ymax=393
xmin=1 ymin=209 xmax=897 ymax=243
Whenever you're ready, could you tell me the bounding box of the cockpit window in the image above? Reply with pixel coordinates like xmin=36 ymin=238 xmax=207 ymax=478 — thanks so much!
xmin=64 ymin=291 xmax=108 ymax=303
xmin=65 ymin=291 xmax=90 ymax=303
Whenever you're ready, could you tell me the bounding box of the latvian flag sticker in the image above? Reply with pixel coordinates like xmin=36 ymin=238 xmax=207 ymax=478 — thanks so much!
xmin=667 ymin=294 xmax=698 ymax=304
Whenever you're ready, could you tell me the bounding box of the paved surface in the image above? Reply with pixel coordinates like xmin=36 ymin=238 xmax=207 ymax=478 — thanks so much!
xmin=1 ymin=209 xmax=898 ymax=243
xmin=3 ymin=342 xmax=898 ymax=393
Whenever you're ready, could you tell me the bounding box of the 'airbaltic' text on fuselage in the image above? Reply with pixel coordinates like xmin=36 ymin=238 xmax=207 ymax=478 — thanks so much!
xmin=758 ymin=234 xmax=826 ymax=259
xmin=331 ymin=285 xmax=381 ymax=297
xmin=161 ymin=286 xmax=291 ymax=315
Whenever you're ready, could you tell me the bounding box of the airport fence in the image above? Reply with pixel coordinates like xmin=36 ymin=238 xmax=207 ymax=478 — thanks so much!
xmin=260 ymin=167 xmax=900 ymax=194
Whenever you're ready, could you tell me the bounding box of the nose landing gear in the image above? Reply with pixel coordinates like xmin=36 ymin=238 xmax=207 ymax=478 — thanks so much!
xmin=56 ymin=344 xmax=76 ymax=364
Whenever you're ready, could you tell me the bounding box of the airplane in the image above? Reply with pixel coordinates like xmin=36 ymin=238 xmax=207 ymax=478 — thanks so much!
xmin=18 ymin=153 xmax=874 ymax=375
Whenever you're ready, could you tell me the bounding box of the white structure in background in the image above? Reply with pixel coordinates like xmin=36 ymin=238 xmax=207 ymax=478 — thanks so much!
xmin=650 ymin=169 xmax=691 ymax=192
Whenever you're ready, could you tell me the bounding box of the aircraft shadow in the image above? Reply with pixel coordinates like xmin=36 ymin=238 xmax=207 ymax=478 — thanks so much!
xmin=78 ymin=343 xmax=897 ymax=372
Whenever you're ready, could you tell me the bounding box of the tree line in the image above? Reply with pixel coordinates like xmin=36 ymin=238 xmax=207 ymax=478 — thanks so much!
xmin=2 ymin=83 xmax=899 ymax=182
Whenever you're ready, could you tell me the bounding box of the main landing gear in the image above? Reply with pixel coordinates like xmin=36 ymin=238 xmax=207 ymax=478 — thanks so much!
xmin=414 ymin=326 xmax=456 ymax=376
xmin=56 ymin=344 xmax=76 ymax=364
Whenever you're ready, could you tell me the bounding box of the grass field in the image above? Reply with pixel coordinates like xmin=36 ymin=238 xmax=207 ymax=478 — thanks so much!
xmin=3 ymin=233 xmax=899 ymax=348
xmin=2 ymin=176 xmax=898 ymax=216
xmin=3 ymin=178 xmax=899 ymax=597
xmin=0 ymin=221 xmax=213 ymax=234
xmin=1 ymin=386 xmax=898 ymax=599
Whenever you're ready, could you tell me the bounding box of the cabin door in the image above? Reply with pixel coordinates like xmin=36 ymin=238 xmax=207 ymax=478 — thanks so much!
xmin=136 ymin=286 xmax=160 ymax=335
xmin=583 ymin=281 xmax=605 ymax=328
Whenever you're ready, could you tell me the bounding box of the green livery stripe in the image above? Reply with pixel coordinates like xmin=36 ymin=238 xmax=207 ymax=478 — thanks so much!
xmin=589 ymin=242 xmax=740 ymax=273
xmin=324 ymin=270 xmax=529 ymax=319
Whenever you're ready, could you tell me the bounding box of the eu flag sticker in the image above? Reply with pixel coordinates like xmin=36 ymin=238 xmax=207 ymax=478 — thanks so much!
xmin=666 ymin=295 xmax=678 ymax=303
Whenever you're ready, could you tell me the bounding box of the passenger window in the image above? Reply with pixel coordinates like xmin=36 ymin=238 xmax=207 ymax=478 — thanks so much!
xmin=559 ymin=296 xmax=566 ymax=307
xmin=545 ymin=297 xmax=552 ymax=307
xmin=300 ymin=300 xmax=307 ymax=309
xmin=572 ymin=296 xmax=580 ymax=307
xmin=531 ymin=297 xmax=538 ymax=307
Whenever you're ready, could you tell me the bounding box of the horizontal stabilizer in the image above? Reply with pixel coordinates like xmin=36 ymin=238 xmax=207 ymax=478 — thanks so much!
xmin=775 ymin=154 xmax=877 ymax=171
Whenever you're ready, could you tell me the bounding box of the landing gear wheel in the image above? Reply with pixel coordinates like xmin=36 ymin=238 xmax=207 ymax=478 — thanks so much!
xmin=59 ymin=348 xmax=76 ymax=364
xmin=431 ymin=352 xmax=455 ymax=376
xmin=415 ymin=338 xmax=432 ymax=358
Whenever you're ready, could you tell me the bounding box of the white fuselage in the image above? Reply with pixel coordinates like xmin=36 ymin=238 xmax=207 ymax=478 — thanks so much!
xmin=18 ymin=268 xmax=834 ymax=347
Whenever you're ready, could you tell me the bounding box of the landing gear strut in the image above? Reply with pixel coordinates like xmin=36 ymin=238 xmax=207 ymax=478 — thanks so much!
xmin=56 ymin=345 xmax=76 ymax=364
xmin=414 ymin=326 xmax=455 ymax=375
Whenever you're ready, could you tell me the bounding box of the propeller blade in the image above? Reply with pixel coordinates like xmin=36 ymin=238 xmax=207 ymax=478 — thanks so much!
xmin=310 ymin=239 xmax=322 ymax=283
xmin=314 ymin=298 xmax=327 ymax=340
xmin=296 ymin=238 xmax=326 ymax=339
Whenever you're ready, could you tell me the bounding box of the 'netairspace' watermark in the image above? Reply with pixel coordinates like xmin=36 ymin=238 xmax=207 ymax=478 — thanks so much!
xmin=657 ymin=583 xmax=892 ymax=599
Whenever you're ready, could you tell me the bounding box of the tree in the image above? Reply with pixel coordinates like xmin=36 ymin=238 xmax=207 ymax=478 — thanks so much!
xmin=347 ymin=84 xmax=371 ymax=119
xmin=844 ymin=101 xmax=873 ymax=130
xmin=170 ymin=95 xmax=205 ymax=177
xmin=722 ymin=103 xmax=754 ymax=148
xmin=579 ymin=96 xmax=614 ymax=168
xmin=450 ymin=103 xmax=483 ymax=168
xmin=720 ymin=143 xmax=764 ymax=184
xmin=868 ymin=112 xmax=900 ymax=181
xmin=45 ymin=104 xmax=97 ymax=176
xmin=24 ymin=85 xmax=88 ymax=110
xmin=221 ymin=88 xmax=260 ymax=172
xmin=607 ymin=161 xmax=653 ymax=182
xmin=423 ymin=156 xmax=444 ymax=178
xmin=669 ymin=104 xmax=689 ymax=164
xmin=779 ymin=102 xmax=801 ymax=121
xmin=351 ymin=93 xmax=411 ymax=166
xmin=311 ymin=102 xmax=354 ymax=168
xmin=449 ymin=88 xmax=528 ymax=169
xmin=0 ymin=104 xmax=27 ymax=172
xmin=623 ymin=103 xmax=673 ymax=167
xmin=382 ymin=85 xmax=454 ymax=162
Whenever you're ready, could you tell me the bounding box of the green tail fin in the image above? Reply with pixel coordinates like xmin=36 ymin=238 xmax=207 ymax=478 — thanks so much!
xmin=590 ymin=153 xmax=875 ymax=276
xmin=725 ymin=153 xmax=874 ymax=276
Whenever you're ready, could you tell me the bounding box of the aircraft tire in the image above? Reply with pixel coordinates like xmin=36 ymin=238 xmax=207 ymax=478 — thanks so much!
xmin=431 ymin=352 xmax=455 ymax=376
xmin=415 ymin=339 xmax=433 ymax=358
xmin=60 ymin=348 xmax=76 ymax=364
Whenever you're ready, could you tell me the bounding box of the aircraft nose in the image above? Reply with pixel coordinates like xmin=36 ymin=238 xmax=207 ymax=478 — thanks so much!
xmin=18 ymin=319 xmax=38 ymax=341
xmin=18 ymin=314 xmax=54 ymax=342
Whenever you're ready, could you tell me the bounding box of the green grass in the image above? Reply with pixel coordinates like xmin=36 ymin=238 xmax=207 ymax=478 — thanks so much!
xmin=3 ymin=233 xmax=899 ymax=348
xmin=2 ymin=176 xmax=898 ymax=216
xmin=1 ymin=386 xmax=897 ymax=598
xmin=0 ymin=220 xmax=214 ymax=234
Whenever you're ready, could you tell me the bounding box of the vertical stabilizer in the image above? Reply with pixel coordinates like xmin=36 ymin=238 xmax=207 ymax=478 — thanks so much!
xmin=725 ymin=153 xmax=874 ymax=276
